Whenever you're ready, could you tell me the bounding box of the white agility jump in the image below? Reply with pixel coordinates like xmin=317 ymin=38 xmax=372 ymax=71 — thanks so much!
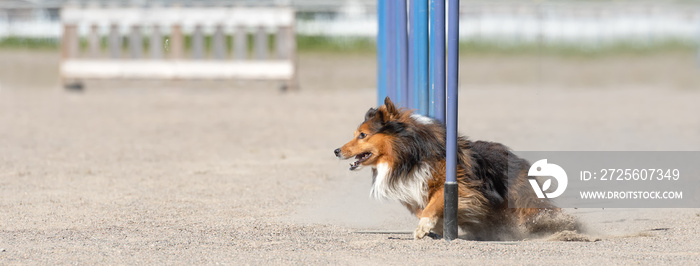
xmin=60 ymin=3 xmax=297 ymax=90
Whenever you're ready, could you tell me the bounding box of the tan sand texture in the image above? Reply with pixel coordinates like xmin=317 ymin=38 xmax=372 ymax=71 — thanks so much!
xmin=1 ymin=51 xmax=699 ymax=264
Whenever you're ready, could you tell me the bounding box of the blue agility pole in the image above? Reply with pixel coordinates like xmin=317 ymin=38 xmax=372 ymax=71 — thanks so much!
xmin=443 ymin=0 xmax=460 ymax=241
xmin=396 ymin=0 xmax=409 ymax=108
xmin=377 ymin=0 xmax=459 ymax=241
xmin=408 ymin=0 xmax=414 ymax=110
xmin=381 ymin=0 xmax=409 ymax=109
xmin=386 ymin=0 xmax=397 ymax=102
xmin=429 ymin=0 xmax=446 ymax=123
xmin=377 ymin=0 xmax=387 ymax=107
xmin=411 ymin=0 xmax=429 ymax=115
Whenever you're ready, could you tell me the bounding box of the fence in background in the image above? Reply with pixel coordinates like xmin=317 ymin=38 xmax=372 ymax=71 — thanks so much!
xmin=458 ymin=2 xmax=700 ymax=47
xmin=301 ymin=1 xmax=700 ymax=48
xmin=59 ymin=3 xmax=297 ymax=89
xmin=3 ymin=1 xmax=700 ymax=48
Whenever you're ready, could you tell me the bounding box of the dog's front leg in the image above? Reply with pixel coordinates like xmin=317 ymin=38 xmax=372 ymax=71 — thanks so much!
xmin=414 ymin=189 xmax=444 ymax=240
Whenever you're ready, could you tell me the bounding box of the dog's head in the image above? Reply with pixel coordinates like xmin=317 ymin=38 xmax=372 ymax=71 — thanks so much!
xmin=334 ymin=97 xmax=402 ymax=171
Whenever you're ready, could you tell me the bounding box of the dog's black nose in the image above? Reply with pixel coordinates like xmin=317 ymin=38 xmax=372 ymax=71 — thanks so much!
xmin=334 ymin=148 xmax=341 ymax=157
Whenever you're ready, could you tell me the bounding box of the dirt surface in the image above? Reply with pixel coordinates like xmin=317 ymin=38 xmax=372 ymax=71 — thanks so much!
xmin=1 ymin=50 xmax=699 ymax=264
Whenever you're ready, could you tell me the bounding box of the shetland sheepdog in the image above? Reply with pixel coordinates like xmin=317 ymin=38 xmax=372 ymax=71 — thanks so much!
xmin=334 ymin=97 xmax=573 ymax=240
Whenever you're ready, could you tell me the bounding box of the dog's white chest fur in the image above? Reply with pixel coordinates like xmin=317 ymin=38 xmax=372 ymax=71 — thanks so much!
xmin=370 ymin=162 xmax=430 ymax=209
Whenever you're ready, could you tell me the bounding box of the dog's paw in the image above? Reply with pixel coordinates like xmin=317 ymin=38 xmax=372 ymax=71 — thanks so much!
xmin=413 ymin=227 xmax=428 ymax=240
xmin=413 ymin=217 xmax=437 ymax=240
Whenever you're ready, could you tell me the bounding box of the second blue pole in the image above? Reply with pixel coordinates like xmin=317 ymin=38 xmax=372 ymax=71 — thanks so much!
xmin=443 ymin=0 xmax=459 ymax=242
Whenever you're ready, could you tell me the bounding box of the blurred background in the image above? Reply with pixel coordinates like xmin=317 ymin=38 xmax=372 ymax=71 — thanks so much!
xmin=2 ymin=0 xmax=700 ymax=90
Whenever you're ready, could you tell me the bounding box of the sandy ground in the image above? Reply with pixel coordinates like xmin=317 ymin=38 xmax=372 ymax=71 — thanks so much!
xmin=1 ymin=50 xmax=699 ymax=264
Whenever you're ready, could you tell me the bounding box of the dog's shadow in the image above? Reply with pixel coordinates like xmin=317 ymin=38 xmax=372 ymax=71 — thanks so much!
xmin=385 ymin=231 xmax=603 ymax=242
xmin=386 ymin=232 xmax=442 ymax=241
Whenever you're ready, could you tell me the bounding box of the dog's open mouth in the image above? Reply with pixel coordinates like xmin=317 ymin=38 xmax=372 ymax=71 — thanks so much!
xmin=349 ymin=152 xmax=372 ymax=170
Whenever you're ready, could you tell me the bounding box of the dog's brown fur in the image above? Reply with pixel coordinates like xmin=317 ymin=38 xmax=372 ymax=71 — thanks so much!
xmin=336 ymin=97 xmax=566 ymax=240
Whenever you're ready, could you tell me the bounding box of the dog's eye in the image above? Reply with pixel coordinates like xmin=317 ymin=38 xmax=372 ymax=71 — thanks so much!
xmin=358 ymin=132 xmax=367 ymax=139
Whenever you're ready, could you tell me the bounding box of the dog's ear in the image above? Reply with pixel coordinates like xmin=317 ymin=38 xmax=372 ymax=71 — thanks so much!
xmin=364 ymin=108 xmax=377 ymax=122
xmin=365 ymin=107 xmax=387 ymax=126
xmin=365 ymin=97 xmax=397 ymax=126
xmin=384 ymin=96 xmax=399 ymax=117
